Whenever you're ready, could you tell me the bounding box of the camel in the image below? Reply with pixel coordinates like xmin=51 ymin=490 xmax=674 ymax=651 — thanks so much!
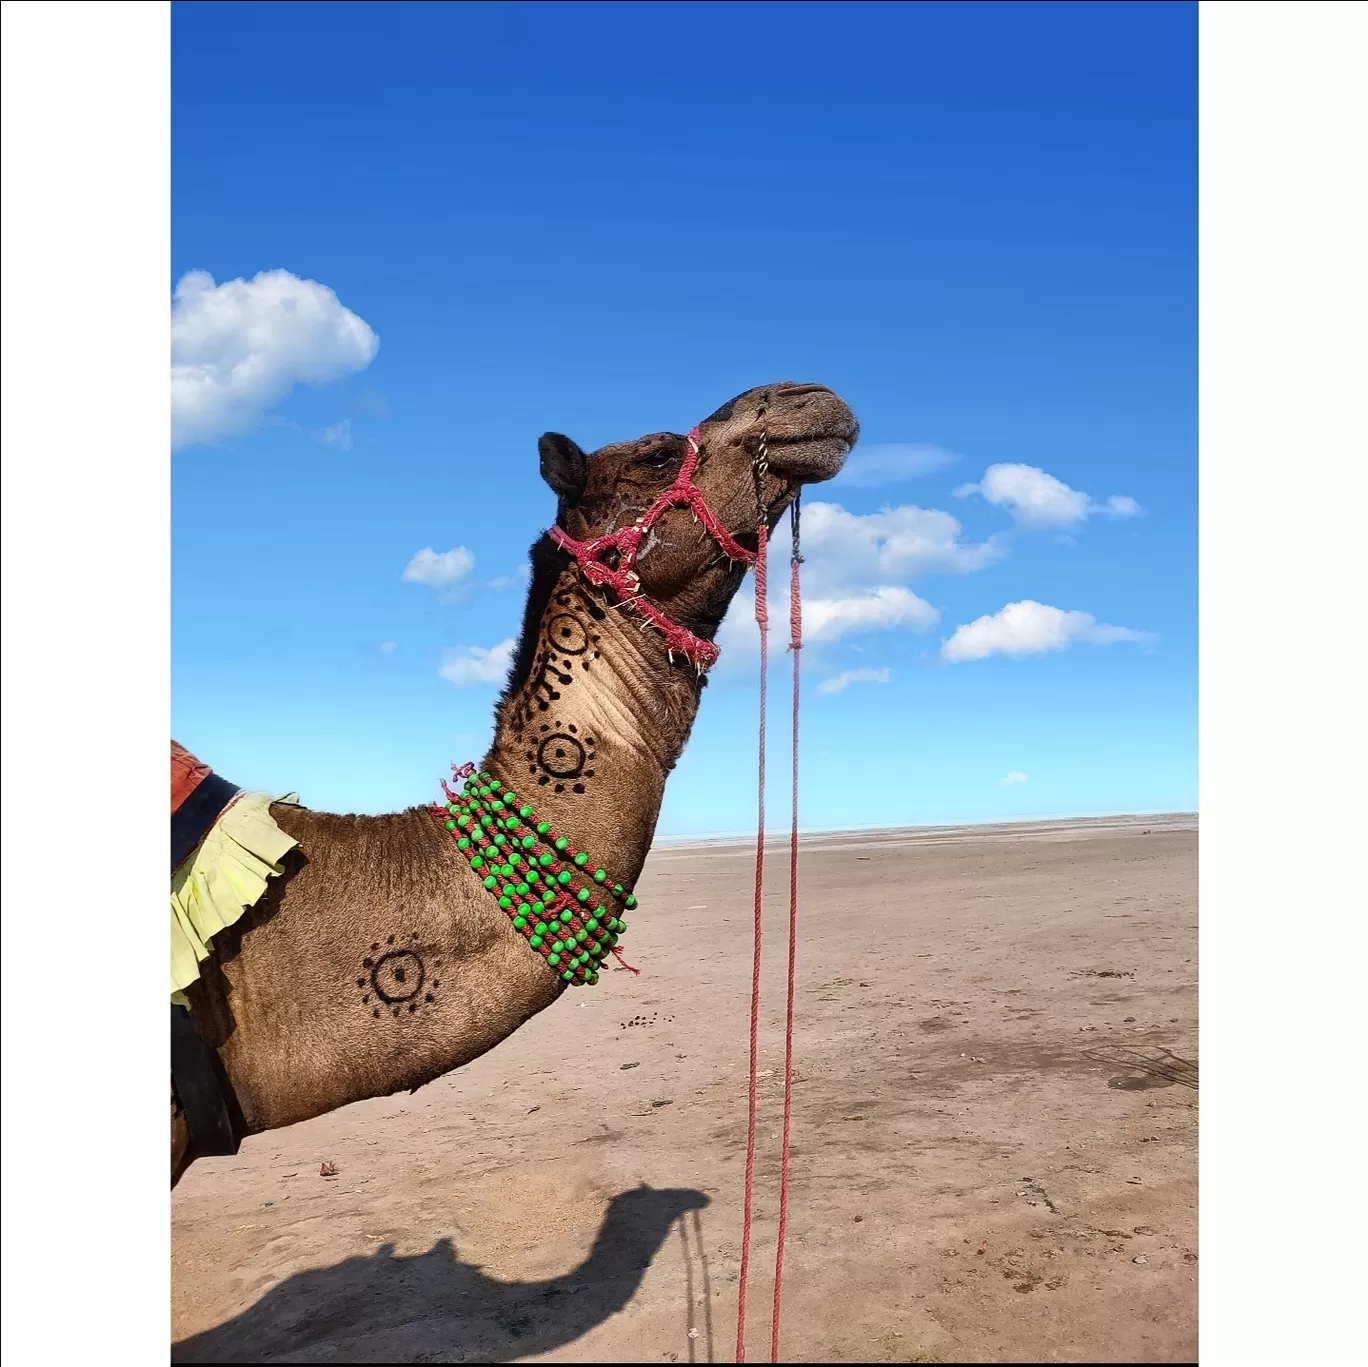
xmin=172 ymin=382 xmax=857 ymax=1187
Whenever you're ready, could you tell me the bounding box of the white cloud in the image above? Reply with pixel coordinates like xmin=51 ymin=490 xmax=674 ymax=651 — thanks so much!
xmin=439 ymin=638 xmax=515 ymax=686
xmin=1104 ymin=494 xmax=1143 ymax=519
xmin=955 ymin=463 xmax=1144 ymax=529
xmin=714 ymin=591 xmax=764 ymax=661
xmin=955 ymin=464 xmax=1087 ymax=527
xmin=171 ymin=269 xmax=378 ymax=450
xmin=714 ymin=499 xmax=994 ymax=667
xmin=1001 ymin=770 xmax=1028 ymax=786
xmin=717 ymin=584 xmax=938 ymax=662
xmin=941 ymin=600 xmax=1154 ymax=663
xmin=379 ymin=640 xmax=397 ymax=655
xmin=796 ymin=500 xmax=1004 ymax=593
xmin=315 ymin=419 xmax=353 ymax=451
xmin=833 ymin=443 xmax=959 ymax=488
xmin=804 ymin=587 xmax=938 ymax=643
xmin=818 ymin=667 xmax=892 ymax=695
xmin=402 ymin=546 xmax=476 ymax=603
xmin=488 ymin=563 xmax=532 ymax=591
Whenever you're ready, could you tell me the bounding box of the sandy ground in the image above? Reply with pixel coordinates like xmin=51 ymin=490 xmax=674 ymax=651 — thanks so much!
xmin=172 ymin=815 xmax=1197 ymax=1364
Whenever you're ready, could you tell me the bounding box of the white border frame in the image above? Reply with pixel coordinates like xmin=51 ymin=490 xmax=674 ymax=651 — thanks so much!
xmin=2 ymin=2 xmax=170 ymax=1360
xmin=2 ymin=2 xmax=1365 ymax=1360
xmin=1200 ymin=2 xmax=1364 ymax=1362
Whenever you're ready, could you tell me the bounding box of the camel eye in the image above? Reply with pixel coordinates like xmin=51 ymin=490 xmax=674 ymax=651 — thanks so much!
xmin=639 ymin=448 xmax=676 ymax=469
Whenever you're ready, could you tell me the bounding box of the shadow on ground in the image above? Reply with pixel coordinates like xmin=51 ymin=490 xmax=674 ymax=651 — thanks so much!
xmin=173 ymin=1186 xmax=712 ymax=1364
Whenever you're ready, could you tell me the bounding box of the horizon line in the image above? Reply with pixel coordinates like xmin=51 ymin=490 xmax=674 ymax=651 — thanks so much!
xmin=652 ymin=808 xmax=1198 ymax=847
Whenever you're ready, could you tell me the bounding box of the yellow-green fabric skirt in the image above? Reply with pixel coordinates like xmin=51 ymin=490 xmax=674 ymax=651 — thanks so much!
xmin=171 ymin=792 xmax=299 ymax=1003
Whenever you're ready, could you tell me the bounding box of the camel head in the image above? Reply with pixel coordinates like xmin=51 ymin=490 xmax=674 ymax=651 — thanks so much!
xmin=609 ymin=1183 xmax=711 ymax=1226
xmin=537 ymin=383 xmax=858 ymax=646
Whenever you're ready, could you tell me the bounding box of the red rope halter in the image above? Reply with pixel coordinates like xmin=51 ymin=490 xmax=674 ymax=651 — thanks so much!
xmin=548 ymin=426 xmax=757 ymax=670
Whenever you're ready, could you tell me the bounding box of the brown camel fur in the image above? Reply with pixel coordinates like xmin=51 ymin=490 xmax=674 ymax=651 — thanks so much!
xmin=172 ymin=382 xmax=857 ymax=1186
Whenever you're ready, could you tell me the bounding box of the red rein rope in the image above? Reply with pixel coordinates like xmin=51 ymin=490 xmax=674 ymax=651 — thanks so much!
xmin=772 ymin=544 xmax=802 ymax=1362
xmin=736 ymin=506 xmax=803 ymax=1363
xmin=736 ymin=523 xmax=768 ymax=1365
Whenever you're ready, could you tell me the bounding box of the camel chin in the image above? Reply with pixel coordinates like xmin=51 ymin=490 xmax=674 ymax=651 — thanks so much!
xmin=766 ymin=430 xmax=857 ymax=484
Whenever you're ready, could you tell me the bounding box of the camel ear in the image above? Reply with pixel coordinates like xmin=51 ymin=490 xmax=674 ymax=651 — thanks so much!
xmin=539 ymin=433 xmax=587 ymax=503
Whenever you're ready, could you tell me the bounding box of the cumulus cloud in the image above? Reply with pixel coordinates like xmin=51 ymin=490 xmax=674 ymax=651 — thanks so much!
xmin=713 ymin=591 xmax=765 ymax=661
xmin=818 ymin=667 xmax=892 ymax=695
xmin=833 ymin=442 xmax=959 ymax=488
xmin=717 ymin=585 xmax=938 ymax=661
xmin=171 ymin=269 xmax=379 ymax=450
xmin=439 ymin=638 xmax=515 ymax=686
xmin=713 ymin=499 xmax=993 ymax=667
xmin=379 ymin=640 xmax=398 ymax=655
xmin=402 ymin=546 xmax=476 ymax=603
xmin=488 ymin=563 xmax=532 ymax=591
xmin=941 ymin=600 xmax=1153 ymax=663
xmin=1001 ymin=770 xmax=1028 ymax=786
xmin=804 ymin=587 xmax=938 ymax=643
xmin=954 ymin=463 xmax=1143 ymax=529
xmin=315 ymin=419 xmax=353 ymax=451
xmin=796 ymin=501 xmax=1004 ymax=594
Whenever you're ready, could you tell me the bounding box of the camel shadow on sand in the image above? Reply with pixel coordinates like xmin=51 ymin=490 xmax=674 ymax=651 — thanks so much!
xmin=173 ymin=1185 xmax=716 ymax=1364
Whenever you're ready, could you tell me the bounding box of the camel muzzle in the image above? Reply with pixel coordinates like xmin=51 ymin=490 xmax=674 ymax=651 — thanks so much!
xmin=756 ymin=384 xmax=859 ymax=485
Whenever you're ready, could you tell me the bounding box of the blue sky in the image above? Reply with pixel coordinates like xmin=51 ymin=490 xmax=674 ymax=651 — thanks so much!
xmin=171 ymin=0 xmax=1196 ymax=836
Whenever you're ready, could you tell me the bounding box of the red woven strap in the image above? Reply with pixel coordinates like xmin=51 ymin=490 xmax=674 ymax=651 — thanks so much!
xmin=170 ymin=740 xmax=212 ymax=815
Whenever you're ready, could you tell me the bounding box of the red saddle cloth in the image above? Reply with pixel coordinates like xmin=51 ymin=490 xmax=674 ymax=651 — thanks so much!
xmin=170 ymin=741 xmax=241 ymax=872
xmin=172 ymin=740 xmax=213 ymax=815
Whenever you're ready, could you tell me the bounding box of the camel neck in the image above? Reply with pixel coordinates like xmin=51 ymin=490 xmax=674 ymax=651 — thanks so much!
xmin=433 ymin=767 xmax=634 ymax=987
xmin=484 ymin=561 xmax=710 ymax=894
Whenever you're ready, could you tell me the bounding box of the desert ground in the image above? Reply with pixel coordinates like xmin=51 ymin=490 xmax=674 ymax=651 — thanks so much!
xmin=172 ymin=814 xmax=1197 ymax=1364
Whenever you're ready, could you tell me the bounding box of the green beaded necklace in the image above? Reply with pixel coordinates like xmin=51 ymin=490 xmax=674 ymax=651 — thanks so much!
xmin=430 ymin=765 xmax=637 ymax=987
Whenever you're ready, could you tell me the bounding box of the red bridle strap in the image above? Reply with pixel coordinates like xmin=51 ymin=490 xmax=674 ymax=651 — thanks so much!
xmin=547 ymin=426 xmax=758 ymax=670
